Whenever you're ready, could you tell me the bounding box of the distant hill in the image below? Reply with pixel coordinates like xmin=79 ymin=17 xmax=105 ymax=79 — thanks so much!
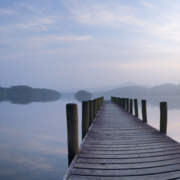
xmin=150 ymin=83 xmax=180 ymax=96
xmin=74 ymin=90 xmax=92 ymax=102
xmin=0 ymin=85 xmax=61 ymax=104
xmin=94 ymin=83 xmax=180 ymax=98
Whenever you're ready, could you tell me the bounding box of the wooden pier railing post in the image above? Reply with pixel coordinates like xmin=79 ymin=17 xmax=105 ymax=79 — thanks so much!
xmin=130 ymin=99 xmax=133 ymax=114
xmin=95 ymin=99 xmax=98 ymax=114
xmin=123 ymin=98 xmax=126 ymax=110
xmin=134 ymin=99 xmax=138 ymax=118
xmin=160 ymin=102 xmax=168 ymax=134
xmin=66 ymin=104 xmax=79 ymax=166
xmin=82 ymin=101 xmax=89 ymax=139
xmin=93 ymin=99 xmax=96 ymax=119
xmin=127 ymin=98 xmax=129 ymax=112
xmin=89 ymin=100 xmax=93 ymax=126
xmin=125 ymin=98 xmax=127 ymax=111
xmin=141 ymin=100 xmax=147 ymax=123
xmin=124 ymin=98 xmax=127 ymax=111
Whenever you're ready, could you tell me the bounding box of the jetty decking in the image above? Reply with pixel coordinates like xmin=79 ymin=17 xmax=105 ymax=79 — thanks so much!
xmin=64 ymin=100 xmax=180 ymax=180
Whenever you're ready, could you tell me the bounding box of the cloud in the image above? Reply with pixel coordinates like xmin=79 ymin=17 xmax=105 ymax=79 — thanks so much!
xmin=16 ymin=16 xmax=57 ymax=31
xmin=140 ymin=1 xmax=154 ymax=8
xmin=0 ymin=9 xmax=16 ymax=15
xmin=0 ymin=16 xmax=57 ymax=32
xmin=64 ymin=0 xmax=180 ymax=43
xmin=28 ymin=34 xmax=92 ymax=47
xmin=66 ymin=1 xmax=141 ymax=27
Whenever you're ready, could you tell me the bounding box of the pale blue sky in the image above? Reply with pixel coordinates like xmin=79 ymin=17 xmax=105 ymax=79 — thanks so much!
xmin=0 ymin=0 xmax=180 ymax=91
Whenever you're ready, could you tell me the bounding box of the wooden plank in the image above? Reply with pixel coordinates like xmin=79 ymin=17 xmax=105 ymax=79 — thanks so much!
xmin=81 ymin=145 xmax=180 ymax=153
xmin=83 ymin=143 xmax=180 ymax=151
xmin=64 ymin=101 xmax=180 ymax=180
xmin=76 ymin=154 xmax=180 ymax=164
xmin=69 ymin=172 xmax=180 ymax=180
xmin=70 ymin=164 xmax=180 ymax=176
xmin=74 ymin=158 xmax=180 ymax=169
xmin=84 ymin=139 xmax=172 ymax=145
xmin=79 ymin=149 xmax=180 ymax=159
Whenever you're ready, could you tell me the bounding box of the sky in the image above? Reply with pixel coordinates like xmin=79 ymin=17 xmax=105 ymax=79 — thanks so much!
xmin=0 ymin=0 xmax=180 ymax=91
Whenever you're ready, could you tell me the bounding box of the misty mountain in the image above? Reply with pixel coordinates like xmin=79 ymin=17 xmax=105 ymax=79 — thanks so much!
xmin=94 ymin=83 xmax=180 ymax=98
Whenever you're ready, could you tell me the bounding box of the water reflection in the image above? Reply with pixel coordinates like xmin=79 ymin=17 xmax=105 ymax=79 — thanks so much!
xmin=137 ymin=96 xmax=180 ymax=110
xmin=0 ymin=97 xmax=61 ymax=105
xmin=0 ymin=99 xmax=81 ymax=180
xmin=0 ymin=97 xmax=180 ymax=180
xmin=137 ymin=97 xmax=180 ymax=142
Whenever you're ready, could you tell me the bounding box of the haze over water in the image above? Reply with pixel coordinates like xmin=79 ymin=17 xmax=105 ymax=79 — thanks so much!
xmin=0 ymin=96 xmax=180 ymax=179
xmin=1 ymin=0 xmax=180 ymax=179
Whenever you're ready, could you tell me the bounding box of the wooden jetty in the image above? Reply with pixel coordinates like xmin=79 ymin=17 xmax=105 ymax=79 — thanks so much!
xmin=64 ymin=97 xmax=180 ymax=179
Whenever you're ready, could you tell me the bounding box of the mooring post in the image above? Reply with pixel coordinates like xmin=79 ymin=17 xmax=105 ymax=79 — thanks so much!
xmin=134 ymin=99 xmax=138 ymax=118
xmin=160 ymin=102 xmax=168 ymax=134
xmin=124 ymin=98 xmax=127 ymax=111
xmin=66 ymin=104 xmax=79 ymax=166
xmin=97 ymin=99 xmax=99 ymax=112
xmin=127 ymin=98 xmax=129 ymax=112
xmin=95 ymin=99 xmax=98 ymax=114
xmin=89 ymin=100 xmax=93 ymax=126
xmin=116 ymin=97 xmax=119 ymax=105
xmin=120 ymin=98 xmax=123 ymax=107
xmin=122 ymin=98 xmax=125 ymax=110
xmin=130 ymin=99 xmax=133 ymax=114
xmin=101 ymin=97 xmax=104 ymax=106
xmin=82 ymin=101 xmax=89 ymax=139
xmin=118 ymin=98 xmax=121 ymax=106
xmin=93 ymin=99 xmax=96 ymax=118
xmin=141 ymin=100 xmax=147 ymax=123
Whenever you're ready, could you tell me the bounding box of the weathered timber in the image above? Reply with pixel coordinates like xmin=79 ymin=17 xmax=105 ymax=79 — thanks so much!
xmin=66 ymin=104 xmax=79 ymax=166
xmin=142 ymin=99 xmax=147 ymax=123
xmin=134 ymin=99 xmax=138 ymax=117
xmin=130 ymin=99 xmax=133 ymax=114
xmin=160 ymin=102 xmax=168 ymax=134
xmin=64 ymin=100 xmax=180 ymax=180
xmin=88 ymin=100 xmax=94 ymax=126
xmin=82 ymin=101 xmax=89 ymax=139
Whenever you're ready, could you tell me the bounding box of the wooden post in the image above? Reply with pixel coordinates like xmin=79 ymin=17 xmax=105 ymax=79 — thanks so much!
xmin=134 ymin=99 xmax=138 ymax=118
xmin=122 ymin=98 xmax=125 ymax=109
xmin=130 ymin=99 xmax=133 ymax=114
xmin=89 ymin=100 xmax=93 ymax=126
xmin=66 ymin=104 xmax=79 ymax=166
xmin=127 ymin=98 xmax=129 ymax=112
xmin=124 ymin=98 xmax=127 ymax=111
xmin=93 ymin=99 xmax=96 ymax=118
xmin=96 ymin=99 xmax=98 ymax=114
xmin=160 ymin=102 xmax=168 ymax=134
xmin=141 ymin=100 xmax=147 ymax=123
xmin=120 ymin=98 xmax=123 ymax=107
xmin=124 ymin=98 xmax=127 ymax=110
xmin=82 ymin=101 xmax=89 ymax=139
xmin=94 ymin=99 xmax=97 ymax=116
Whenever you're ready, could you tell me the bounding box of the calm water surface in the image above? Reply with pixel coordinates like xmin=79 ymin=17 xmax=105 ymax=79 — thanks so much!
xmin=0 ymin=98 xmax=180 ymax=179
xmin=0 ymin=99 xmax=81 ymax=180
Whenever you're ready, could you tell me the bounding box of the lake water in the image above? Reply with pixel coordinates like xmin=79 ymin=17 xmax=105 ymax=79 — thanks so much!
xmin=0 ymin=97 xmax=180 ymax=179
